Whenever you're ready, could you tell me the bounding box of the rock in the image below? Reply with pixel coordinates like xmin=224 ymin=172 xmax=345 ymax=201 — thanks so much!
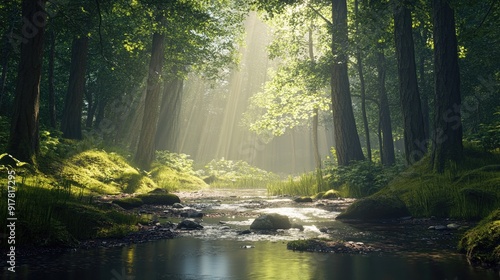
xmin=172 ymin=203 xmax=184 ymax=209
xmin=291 ymin=223 xmax=304 ymax=231
xmin=319 ymin=227 xmax=329 ymax=233
xmin=434 ymin=225 xmax=448 ymax=230
xmin=321 ymin=189 xmax=341 ymax=199
xmin=149 ymin=188 xmax=168 ymax=194
xmin=250 ymin=213 xmax=291 ymax=230
xmin=241 ymin=245 xmax=255 ymax=249
xmin=238 ymin=230 xmax=252 ymax=235
xmin=447 ymin=223 xmax=460 ymax=230
xmin=294 ymin=197 xmax=313 ymax=203
xmin=336 ymin=195 xmax=411 ymax=220
xmin=177 ymin=219 xmax=203 ymax=230
xmin=180 ymin=210 xmax=204 ymax=218
xmin=137 ymin=193 xmax=181 ymax=205
xmin=220 ymin=226 xmax=231 ymax=230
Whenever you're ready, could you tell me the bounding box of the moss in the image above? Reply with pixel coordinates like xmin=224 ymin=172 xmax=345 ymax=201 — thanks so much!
xmin=137 ymin=193 xmax=181 ymax=205
xmin=150 ymin=165 xmax=208 ymax=191
xmin=112 ymin=197 xmax=144 ymax=209
xmin=322 ymin=189 xmax=341 ymax=199
xmin=458 ymin=209 xmax=500 ymax=269
xmin=349 ymin=149 xmax=500 ymax=220
xmin=336 ymin=195 xmax=410 ymax=220
xmin=61 ymin=150 xmax=157 ymax=194
xmin=287 ymin=239 xmax=326 ymax=251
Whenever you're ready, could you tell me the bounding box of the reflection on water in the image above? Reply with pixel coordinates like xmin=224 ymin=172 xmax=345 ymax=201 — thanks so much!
xmin=4 ymin=237 xmax=498 ymax=280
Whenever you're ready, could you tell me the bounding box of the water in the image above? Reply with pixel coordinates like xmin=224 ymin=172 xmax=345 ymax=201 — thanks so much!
xmin=3 ymin=190 xmax=499 ymax=279
xmin=5 ymin=238 xmax=497 ymax=280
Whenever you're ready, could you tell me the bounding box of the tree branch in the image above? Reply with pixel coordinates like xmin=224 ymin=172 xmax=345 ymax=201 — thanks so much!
xmin=308 ymin=4 xmax=332 ymax=26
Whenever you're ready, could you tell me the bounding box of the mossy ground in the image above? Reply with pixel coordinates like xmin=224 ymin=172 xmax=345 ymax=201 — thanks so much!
xmin=0 ymin=146 xmax=204 ymax=247
xmin=458 ymin=209 xmax=500 ymax=269
xmin=349 ymin=146 xmax=500 ymax=220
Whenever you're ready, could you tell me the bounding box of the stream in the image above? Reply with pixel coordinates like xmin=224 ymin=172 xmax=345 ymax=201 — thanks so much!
xmin=3 ymin=189 xmax=499 ymax=280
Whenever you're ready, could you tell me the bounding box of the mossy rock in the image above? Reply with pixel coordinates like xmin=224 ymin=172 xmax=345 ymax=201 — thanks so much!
xmin=294 ymin=196 xmax=313 ymax=203
xmin=322 ymin=189 xmax=341 ymax=199
xmin=137 ymin=193 xmax=181 ymax=205
xmin=336 ymin=195 xmax=410 ymax=220
xmin=458 ymin=209 xmax=500 ymax=269
xmin=250 ymin=213 xmax=291 ymax=230
xmin=314 ymin=192 xmax=326 ymax=199
xmin=112 ymin=197 xmax=144 ymax=210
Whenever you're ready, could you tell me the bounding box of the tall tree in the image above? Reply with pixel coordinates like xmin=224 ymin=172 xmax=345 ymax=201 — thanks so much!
xmin=7 ymin=0 xmax=47 ymax=164
xmin=47 ymin=30 xmax=56 ymax=128
xmin=430 ymin=0 xmax=463 ymax=172
xmin=331 ymin=0 xmax=365 ymax=165
xmin=155 ymin=76 xmax=183 ymax=151
xmin=354 ymin=0 xmax=371 ymax=162
xmin=134 ymin=19 xmax=166 ymax=170
xmin=60 ymin=35 xmax=89 ymax=139
xmin=376 ymin=48 xmax=396 ymax=166
xmin=393 ymin=0 xmax=426 ymax=164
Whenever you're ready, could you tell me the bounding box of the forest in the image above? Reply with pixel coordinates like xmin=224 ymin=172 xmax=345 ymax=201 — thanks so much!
xmin=0 ymin=0 xmax=499 ymax=279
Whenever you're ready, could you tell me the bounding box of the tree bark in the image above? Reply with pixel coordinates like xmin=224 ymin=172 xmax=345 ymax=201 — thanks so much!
xmin=8 ymin=0 xmax=47 ymax=164
xmin=331 ymin=0 xmax=365 ymax=166
xmin=393 ymin=0 xmax=427 ymax=165
xmin=354 ymin=0 xmax=371 ymax=162
xmin=134 ymin=29 xmax=166 ymax=170
xmin=431 ymin=0 xmax=463 ymax=172
xmin=47 ymin=30 xmax=56 ymax=128
xmin=376 ymin=49 xmax=395 ymax=166
xmin=61 ymin=35 xmax=89 ymax=139
xmin=155 ymin=77 xmax=183 ymax=151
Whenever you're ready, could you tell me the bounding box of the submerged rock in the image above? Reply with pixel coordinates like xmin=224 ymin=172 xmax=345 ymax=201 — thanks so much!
xmin=250 ymin=213 xmax=291 ymax=230
xmin=180 ymin=209 xmax=203 ymax=218
xmin=177 ymin=219 xmax=204 ymax=230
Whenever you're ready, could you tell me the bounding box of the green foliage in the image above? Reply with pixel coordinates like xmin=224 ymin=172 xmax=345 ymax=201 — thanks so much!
xmin=155 ymin=150 xmax=195 ymax=175
xmin=202 ymin=158 xmax=279 ymax=188
xmin=458 ymin=209 xmax=500 ymax=268
xmin=324 ymin=160 xmax=405 ymax=198
xmin=267 ymin=173 xmax=317 ymax=196
xmin=465 ymin=120 xmax=500 ymax=151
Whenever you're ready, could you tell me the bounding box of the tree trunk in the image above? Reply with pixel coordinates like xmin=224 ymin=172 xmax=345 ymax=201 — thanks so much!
xmin=308 ymin=26 xmax=323 ymax=191
xmin=331 ymin=0 xmax=365 ymax=166
xmin=417 ymin=23 xmax=431 ymax=139
xmin=7 ymin=0 xmax=47 ymax=164
xmin=431 ymin=0 xmax=463 ymax=172
xmin=155 ymin=77 xmax=183 ymax=151
xmin=47 ymin=30 xmax=56 ymax=128
xmin=393 ymin=0 xmax=427 ymax=165
xmin=134 ymin=30 xmax=166 ymax=170
xmin=376 ymin=49 xmax=396 ymax=166
xmin=0 ymin=5 xmax=17 ymax=109
xmin=61 ymin=35 xmax=89 ymax=139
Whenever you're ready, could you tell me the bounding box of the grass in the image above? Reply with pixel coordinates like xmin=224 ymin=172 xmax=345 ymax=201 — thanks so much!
xmin=0 ymin=177 xmax=141 ymax=247
xmin=266 ymin=173 xmax=318 ymax=196
xmin=374 ymin=145 xmax=500 ymax=220
xmin=208 ymin=177 xmax=274 ymax=189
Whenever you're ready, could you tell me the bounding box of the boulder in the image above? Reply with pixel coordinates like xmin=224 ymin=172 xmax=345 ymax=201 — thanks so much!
xmin=180 ymin=210 xmax=204 ymax=218
xmin=250 ymin=213 xmax=291 ymax=230
xmin=177 ymin=219 xmax=203 ymax=230
xmin=336 ymin=195 xmax=410 ymax=220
